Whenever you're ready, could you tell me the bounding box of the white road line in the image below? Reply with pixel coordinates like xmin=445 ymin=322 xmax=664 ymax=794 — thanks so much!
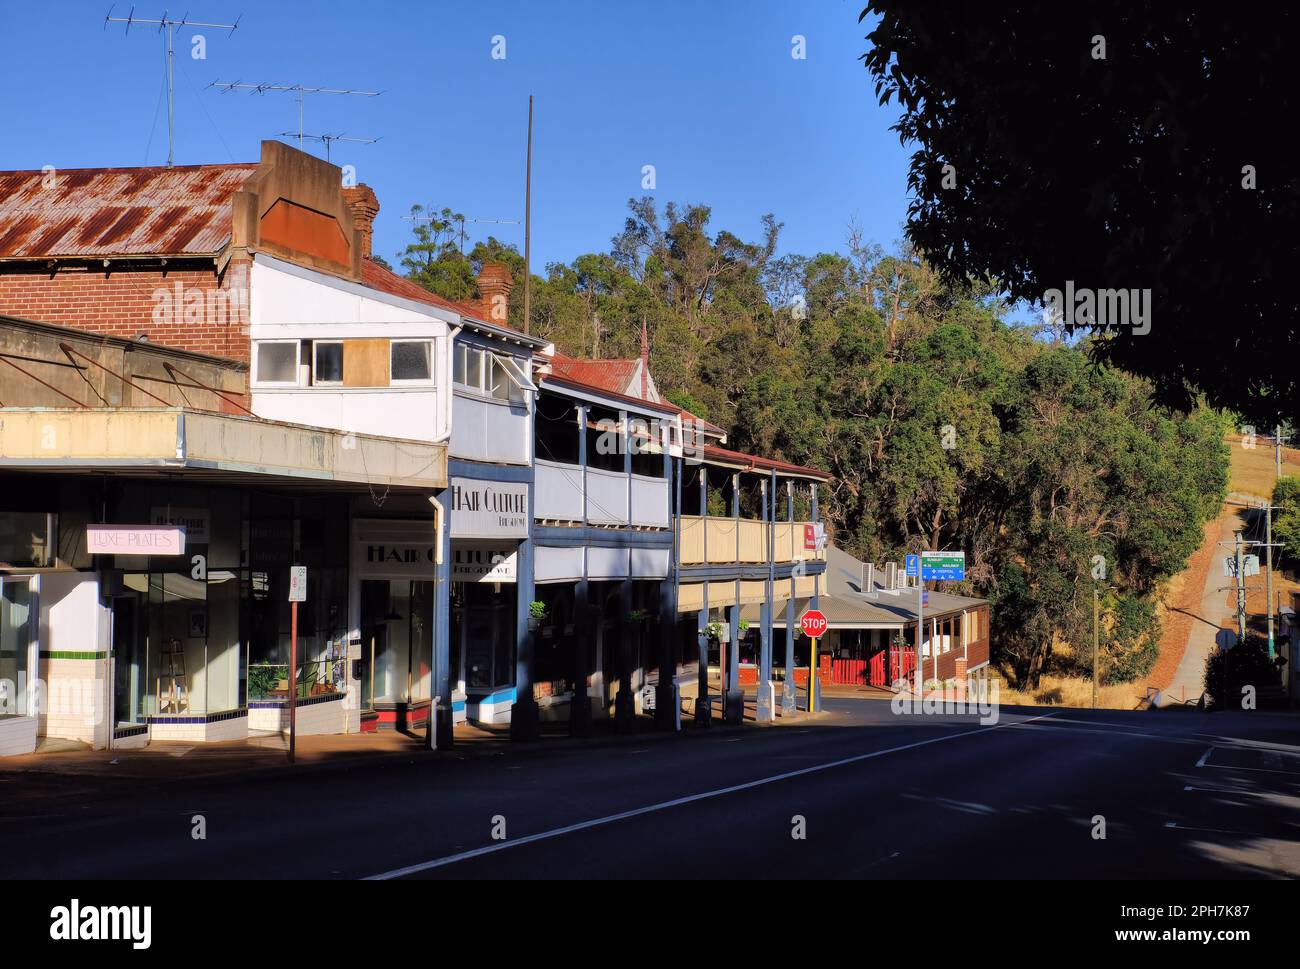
xmin=1164 ymin=820 xmax=1273 ymax=837
xmin=1184 ymin=784 xmax=1300 ymax=802
xmin=363 ymin=711 xmax=1057 ymax=880
xmin=1196 ymin=746 xmax=1213 ymax=768
xmin=1196 ymin=762 xmax=1300 ymax=776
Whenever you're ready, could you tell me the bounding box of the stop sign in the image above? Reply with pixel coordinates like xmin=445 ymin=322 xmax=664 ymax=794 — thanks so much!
xmin=800 ymin=609 xmax=828 ymax=639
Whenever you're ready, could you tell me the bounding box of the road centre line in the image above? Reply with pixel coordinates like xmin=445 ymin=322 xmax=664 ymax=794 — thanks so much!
xmin=363 ymin=711 xmax=1057 ymax=880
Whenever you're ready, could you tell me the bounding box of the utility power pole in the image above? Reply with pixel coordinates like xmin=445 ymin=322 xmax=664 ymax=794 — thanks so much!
xmin=1265 ymin=501 xmax=1277 ymax=659
xmin=1235 ymin=531 xmax=1246 ymax=643
xmin=210 ymin=80 xmax=380 ymax=149
xmin=105 ymin=8 xmax=241 ymax=167
xmin=523 ymin=95 xmax=534 ymax=335
xmin=1092 ymin=585 xmax=1100 ymax=709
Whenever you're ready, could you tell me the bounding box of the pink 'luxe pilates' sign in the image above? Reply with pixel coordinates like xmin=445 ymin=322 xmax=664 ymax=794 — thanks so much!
xmin=86 ymin=525 xmax=187 ymax=556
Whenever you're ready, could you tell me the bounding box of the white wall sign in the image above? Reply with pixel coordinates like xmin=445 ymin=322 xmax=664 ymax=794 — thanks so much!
xmin=452 ymin=545 xmax=518 ymax=583
xmin=87 ymin=525 xmax=186 ymax=556
xmin=450 ymin=477 xmax=529 ymax=538
xmin=150 ymin=506 xmax=209 ymax=543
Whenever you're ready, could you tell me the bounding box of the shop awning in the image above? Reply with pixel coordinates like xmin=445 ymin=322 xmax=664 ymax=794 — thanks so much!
xmin=0 ymin=407 xmax=447 ymax=490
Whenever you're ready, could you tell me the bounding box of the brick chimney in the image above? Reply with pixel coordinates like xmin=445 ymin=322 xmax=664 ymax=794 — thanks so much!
xmin=342 ymin=184 xmax=380 ymax=260
xmin=477 ymin=260 xmax=514 ymax=324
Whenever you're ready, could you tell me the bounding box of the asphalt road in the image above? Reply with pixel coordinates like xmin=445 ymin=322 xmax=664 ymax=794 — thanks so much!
xmin=4 ymin=698 xmax=1298 ymax=879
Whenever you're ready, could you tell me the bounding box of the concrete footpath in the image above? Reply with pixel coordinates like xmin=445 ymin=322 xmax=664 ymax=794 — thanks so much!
xmin=1162 ymin=498 xmax=1246 ymax=706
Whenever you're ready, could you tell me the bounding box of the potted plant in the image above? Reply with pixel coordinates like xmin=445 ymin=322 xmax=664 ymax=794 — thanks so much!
xmin=527 ymin=600 xmax=547 ymax=632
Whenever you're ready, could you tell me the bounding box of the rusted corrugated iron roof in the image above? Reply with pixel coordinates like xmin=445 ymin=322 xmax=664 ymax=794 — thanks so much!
xmin=0 ymin=163 xmax=259 ymax=259
xmin=549 ymin=356 xmax=641 ymax=397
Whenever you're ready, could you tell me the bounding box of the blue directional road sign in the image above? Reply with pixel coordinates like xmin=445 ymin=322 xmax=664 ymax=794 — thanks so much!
xmin=905 ymin=554 xmax=920 ymax=578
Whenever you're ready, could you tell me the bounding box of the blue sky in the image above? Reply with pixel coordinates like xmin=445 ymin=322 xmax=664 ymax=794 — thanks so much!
xmin=1 ymin=1 xmax=911 ymax=272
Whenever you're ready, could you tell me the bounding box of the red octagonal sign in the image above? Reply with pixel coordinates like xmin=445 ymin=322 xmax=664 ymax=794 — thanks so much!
xmin=800 ymin=609 xmax=828 ymax=639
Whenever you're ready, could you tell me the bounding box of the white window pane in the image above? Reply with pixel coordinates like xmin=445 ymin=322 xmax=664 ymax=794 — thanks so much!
xmin=392 ymin=341 xmax=432 ymax=381
xmin=453 ymin=344 xmax=468 ymax=385
xmin=467 ymin=348 xmax=484 ymax=389
xmin=257 ymin=343 xmax=297 ymax=383
xmin=489 ymin=357 xmax=511 ymax=400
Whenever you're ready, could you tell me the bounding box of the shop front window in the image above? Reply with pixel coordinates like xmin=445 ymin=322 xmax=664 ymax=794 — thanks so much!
xmin=359 ymin=579 xmax=433 ymax=705
xmin=452 ymin=580 xmax=516 ymax=691
xmin=0 ymin=577 xmax=34 ymax=717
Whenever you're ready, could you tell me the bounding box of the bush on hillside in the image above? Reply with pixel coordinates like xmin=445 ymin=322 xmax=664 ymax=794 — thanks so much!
xmin=1203 ymin=635 xmax=1280 ymax=710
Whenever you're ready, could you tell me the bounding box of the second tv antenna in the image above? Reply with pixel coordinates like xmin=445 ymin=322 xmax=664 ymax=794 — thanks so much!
xmin=210 ymin=80 xmax=381 ymax=149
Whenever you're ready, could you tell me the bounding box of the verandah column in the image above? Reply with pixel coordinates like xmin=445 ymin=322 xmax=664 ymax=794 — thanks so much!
xmin=571 ymin=574 xmax=593 ymax=737
xmin=511 ymin=410 xmax=541 ymax=741
xmin=570 ymin=403 xmax=593 ymax=738
xmin=696 ymin=463 xmax=711 ymax=723
xmin=725 ymin=471 xmax=743 ymax=723
xmin=432 ymin=484 xmax=454 ymax=749
xmin=656 ymin=421 xmax=679 ymax=730
xmin=756 ymin=470 xmax=775 ymax=721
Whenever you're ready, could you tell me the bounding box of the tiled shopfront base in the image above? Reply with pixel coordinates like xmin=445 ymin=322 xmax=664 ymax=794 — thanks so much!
xmin=147 ymin=709 xmax=248 ymax=743
xmin=247 ymin=693 xmax=346 ymax=736
xmin=0 ymin=716 xmax=38 ymax=756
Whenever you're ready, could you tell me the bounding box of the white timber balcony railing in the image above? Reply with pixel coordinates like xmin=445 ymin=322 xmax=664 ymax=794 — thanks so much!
xmin=677 ymin=517 xmax=826 ymax=567
xmin=534 ymin=459 xmax=585 ymax=522
xmin=585 ymin=466 xmax=630 ymax=525
xmin=630 ymin=474 xmax=670 ymax=528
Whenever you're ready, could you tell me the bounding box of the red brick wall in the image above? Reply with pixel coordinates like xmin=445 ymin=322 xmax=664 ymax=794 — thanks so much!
xmin=0 ymin=258 xmax=251 ymax=361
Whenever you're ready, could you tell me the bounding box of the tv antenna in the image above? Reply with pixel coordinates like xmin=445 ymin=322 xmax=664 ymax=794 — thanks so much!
xmin=278 ymin=132 xmax=380 ymax=163
xmin=210 ymin=80 xmax=381 ymax=149
xmin=104 ymin=6 xmax=242 ymax=167
xmin=401 ymin=211 xmax=520 ymax=254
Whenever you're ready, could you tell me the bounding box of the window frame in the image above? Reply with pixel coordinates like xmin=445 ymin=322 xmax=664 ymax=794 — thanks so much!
xmin=312 ymin=340 xmax=345 ymax=386
xmin=389 ymin=339 xmax=436 ymax=385
xmin=252 ymin=339 xmax=302 ymax=387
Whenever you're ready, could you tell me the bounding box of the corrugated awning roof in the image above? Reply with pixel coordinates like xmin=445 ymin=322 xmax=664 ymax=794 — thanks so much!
xmin=0 ymin=163 xmax=259 ymax=259
xmin=702 ymin=443 xmax=832 ymax=481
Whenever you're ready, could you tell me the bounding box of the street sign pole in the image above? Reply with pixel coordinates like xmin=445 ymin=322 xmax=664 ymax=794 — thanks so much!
xmin=289 ymin=599 xmax=298 ymax=764
xmin=288 ymin=565 xmax=307 ymax=764
xmin=915 ymin=575 xmax=924 ymax=698
xmin=798 ymin=608 xmax=827 ymax=713
xmin=808 ymin=635 xmax=817 ymax=713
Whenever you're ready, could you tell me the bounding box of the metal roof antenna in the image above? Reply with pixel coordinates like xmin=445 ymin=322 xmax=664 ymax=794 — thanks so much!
xmin=277 ymin=132 xmax=380 ymax=164
xmin=209 ymin=80 xmax=380 ymax=151
xmin=104 ymin=8 xmax=242 ymax=167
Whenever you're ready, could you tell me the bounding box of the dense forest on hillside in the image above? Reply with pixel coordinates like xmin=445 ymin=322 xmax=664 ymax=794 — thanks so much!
xmin=392 ymin=200 xmax=1230 ymax=688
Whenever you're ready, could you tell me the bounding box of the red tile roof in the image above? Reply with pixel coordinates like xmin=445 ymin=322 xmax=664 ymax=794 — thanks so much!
xmin=0 ymin=163 xmax=259 ymax=259
xmin=360 ymin=258 xmax=479 ymax=317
